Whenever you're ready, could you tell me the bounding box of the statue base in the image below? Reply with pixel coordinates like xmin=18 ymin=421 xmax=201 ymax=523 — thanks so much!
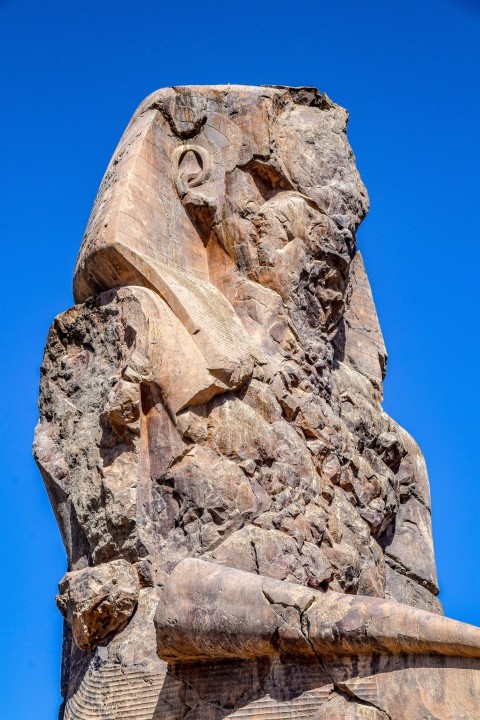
xmin=63 ymin=653 xmax=480 ymax=719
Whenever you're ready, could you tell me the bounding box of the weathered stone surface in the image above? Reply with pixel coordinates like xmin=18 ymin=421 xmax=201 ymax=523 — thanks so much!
xmin=57 ymin=560 xmax=140 ymax=651
xmin=34 ymin=85 xmax=480 ymax=719
xmin=156 ymin=559 xmax=480 ymax=661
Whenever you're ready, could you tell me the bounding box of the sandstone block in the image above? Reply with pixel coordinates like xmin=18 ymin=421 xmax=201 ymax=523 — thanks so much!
xmin=56 ymin=560 xmax=139 ymax=651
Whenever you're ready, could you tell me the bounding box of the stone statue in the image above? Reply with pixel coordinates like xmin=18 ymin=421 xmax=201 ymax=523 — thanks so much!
xmin=34 ymin=85 xmax=480 ymax=719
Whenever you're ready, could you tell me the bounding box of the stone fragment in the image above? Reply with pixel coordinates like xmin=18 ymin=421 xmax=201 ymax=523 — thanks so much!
xmin=56 ymin=560 xmax=140 ymax=651
xmin=333 ymin=251 xmax=387 ymax=393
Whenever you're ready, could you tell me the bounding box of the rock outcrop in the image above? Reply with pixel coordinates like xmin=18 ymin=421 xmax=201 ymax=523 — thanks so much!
xmin=56 ymin=560 xmax=140 ymax=651
xmin=35 ymin=85 xmax=480 ymax=719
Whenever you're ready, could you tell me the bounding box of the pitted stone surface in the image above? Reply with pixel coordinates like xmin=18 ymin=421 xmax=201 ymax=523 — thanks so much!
xmin=35 ymin=85 xmax=479 ymax=719
xmin=57 ymin=560 xmax=140 ymax=651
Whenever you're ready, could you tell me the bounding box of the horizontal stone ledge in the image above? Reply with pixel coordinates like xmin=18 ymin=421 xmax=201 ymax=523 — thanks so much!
xmin=155 ymin=558 xmax=480 ymax=663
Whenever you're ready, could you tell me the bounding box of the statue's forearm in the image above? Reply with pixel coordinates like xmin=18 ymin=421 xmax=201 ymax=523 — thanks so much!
xmin=156 ymin=559 xmax=480 ymax=662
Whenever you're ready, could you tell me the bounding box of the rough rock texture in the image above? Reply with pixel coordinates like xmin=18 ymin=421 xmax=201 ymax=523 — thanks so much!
xmin=56 ymin=560 xmax=140 ymax=651
xmin=34 ymin=85 xmax=480 ymax=719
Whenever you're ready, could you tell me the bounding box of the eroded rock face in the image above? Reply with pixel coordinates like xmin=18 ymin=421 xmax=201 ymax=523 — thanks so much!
xmin=57 ymin=560 xmax=140 ymax=651
xmin=34 ymin=85 xmax=479 ymax=719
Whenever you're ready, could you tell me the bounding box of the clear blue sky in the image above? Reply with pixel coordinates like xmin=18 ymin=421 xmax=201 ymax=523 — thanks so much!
xmin=1 ymin=1 xmax=479 ymax=717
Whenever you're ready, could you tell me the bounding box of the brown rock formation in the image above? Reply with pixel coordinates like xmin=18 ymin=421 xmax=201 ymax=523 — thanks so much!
xmin=57 ymin=560 xmax=140 ymax=651
xmin=34 ymin=85 xmax=480 ymax=719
